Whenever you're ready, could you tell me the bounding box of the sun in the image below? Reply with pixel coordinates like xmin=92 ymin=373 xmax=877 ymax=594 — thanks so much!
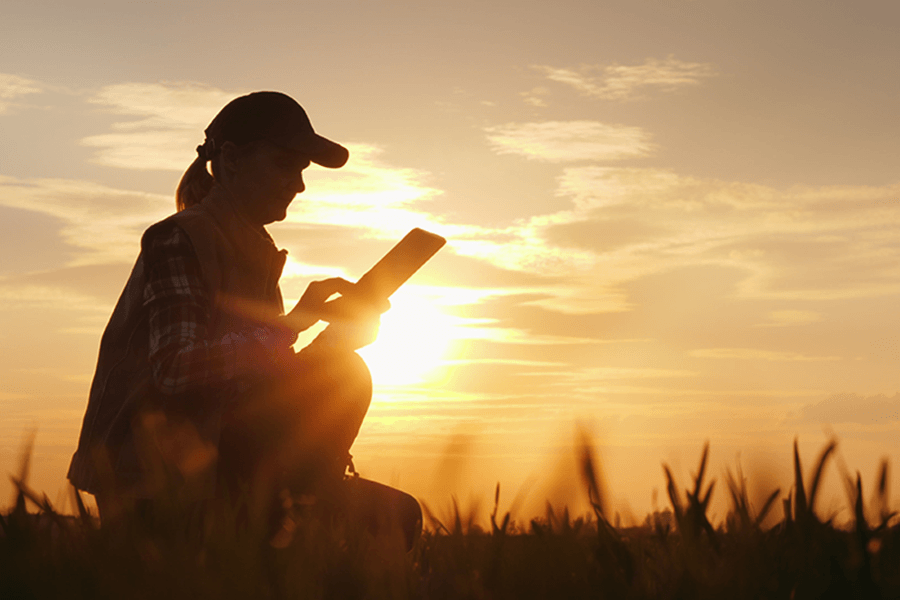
xmin=356 ymin=286 xmax=458 ymax=387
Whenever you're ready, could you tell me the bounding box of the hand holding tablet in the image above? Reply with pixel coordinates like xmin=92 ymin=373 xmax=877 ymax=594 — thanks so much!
xmin=319 ymin=228 xmax=446 ymax=323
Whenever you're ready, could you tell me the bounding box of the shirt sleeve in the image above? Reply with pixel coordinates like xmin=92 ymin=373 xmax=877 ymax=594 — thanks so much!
xmin=142 ymin=224 xmax=298 ymax=397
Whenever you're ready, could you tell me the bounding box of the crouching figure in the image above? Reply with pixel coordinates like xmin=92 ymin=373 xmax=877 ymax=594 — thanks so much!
xmin=67 ymin=91 xmax=421 ymax=550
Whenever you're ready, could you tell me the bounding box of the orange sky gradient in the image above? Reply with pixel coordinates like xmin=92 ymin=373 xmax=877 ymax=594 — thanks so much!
xmin=1 ymin=0 xmax=898 ymax=523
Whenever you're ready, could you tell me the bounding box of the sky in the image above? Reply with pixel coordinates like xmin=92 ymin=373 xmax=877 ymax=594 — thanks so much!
xmin=1 ymin=0 xmax=898 ymax=523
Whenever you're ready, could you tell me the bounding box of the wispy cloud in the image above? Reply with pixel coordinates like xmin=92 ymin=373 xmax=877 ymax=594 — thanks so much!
xmin=450 ymin=232 xmax=597 ymax=276
xmin=557 ymin=366 xmax=697 ymax=380
xmin=0 ymin=281 xmax=111 ymax=311
xmin=285 ymin=144 xmax=444 ymax=239
xmin=755 ymin=310 xmax=822 ymax=328
xmin=0 ymin=175 xmax=171 ymax=266
xmin=540 ymin=167 xmax=900 ymax=302
xmin=555 ymin=166 xmax=688 ymax=210
xmin=793 ymin=392 xmax=900 ymax=425
xmin=484 ymin=121 xmax=653 ymax=162
xmin=520 ymin=86 xmax=550 ymax=107
xmin=444 ymin=325 xmax=609 ymax=346
xmin=689 ymin=348 xmax=841 ymax=361
xmin=0 ymin=73 xmax=43 ymax=114
xmin=317 ymin=157 xmax=900 ymax=316
xmin=533 ymin=56 xmax=716 ymax=102
xmin=81 ymin=82 xmax=239 ymax=170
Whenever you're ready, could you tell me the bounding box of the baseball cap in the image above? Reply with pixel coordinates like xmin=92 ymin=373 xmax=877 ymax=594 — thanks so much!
xmin=203 ymin=91 xmax=349 ymax=168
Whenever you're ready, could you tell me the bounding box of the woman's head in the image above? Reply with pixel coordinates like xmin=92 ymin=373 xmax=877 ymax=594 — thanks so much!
xmin=175 ymin=92 xmax=348 ymax=216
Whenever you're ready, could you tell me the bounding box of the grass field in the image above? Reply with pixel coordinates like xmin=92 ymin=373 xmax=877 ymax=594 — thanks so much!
xmin=3 ymin=438 xmax=899 ymax=599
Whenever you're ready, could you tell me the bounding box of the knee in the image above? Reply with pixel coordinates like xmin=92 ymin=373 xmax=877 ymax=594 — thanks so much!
xmin=307 ymin=350 xmax=373 ymax=410
xmin=343 ymin=351 xmax=373 ymax=400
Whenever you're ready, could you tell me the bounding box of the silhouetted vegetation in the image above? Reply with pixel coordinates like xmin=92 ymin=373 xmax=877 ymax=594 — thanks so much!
xmin=3 ymin=436 xmax=900 ymax=599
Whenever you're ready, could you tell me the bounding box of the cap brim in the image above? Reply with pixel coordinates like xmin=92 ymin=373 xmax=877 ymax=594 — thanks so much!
xmin=305 ymin=134 xmax=349 ymax=169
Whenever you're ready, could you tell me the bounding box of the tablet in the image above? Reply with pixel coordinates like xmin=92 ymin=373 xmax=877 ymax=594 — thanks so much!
xmin=321 ymin=228 xmax=446 ymax=321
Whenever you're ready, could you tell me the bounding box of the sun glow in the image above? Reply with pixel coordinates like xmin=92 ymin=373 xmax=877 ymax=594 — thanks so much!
xmin=356 ymin=287 xmax=460 ymax=387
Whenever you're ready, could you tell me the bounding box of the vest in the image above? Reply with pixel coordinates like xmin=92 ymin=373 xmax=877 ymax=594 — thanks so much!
xmin=67 ymin=189 xmax=288 ymax=498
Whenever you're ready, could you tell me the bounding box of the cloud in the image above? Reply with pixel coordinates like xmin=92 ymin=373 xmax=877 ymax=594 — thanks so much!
xmin=0 ymin=175 xmax=172 ymax=266
xmin=0 ymin=280 xmax=113 ymax=312
xmin=450 ymin=232 xmax=597 ymax=277
xmin=689 ymin=348 xmax=841 ymax=361
xmin=555 ymin=166 xmax=691 ymax=210
xmin=520 ymin=86 xmax=550 ymax=107
xmin=539 ymin=167 xmax=900 ymax=302
xmin=0 ymin=263 xmax=132 ymax=306
xmin=318 ymin=154 xmax=897 ymax=316
xmin=443 ymin=324 xmax=609 ymax=346
xmin=0 ymin=73 xmax=43 ymax=114
xmin=558 ymin=366 xmax=697 ymax=380
xmin=542 ymin=217 xmax=668 ymax=254
xmin=755 ymin=310 xmax=823 ymax=328
xmin=533 ymin=56 xmax=716 ymax=101
xmin=294 ymin=156 xmax=605 ymax=283
xmin=484 ymin=121 xmax=653 ymax=162
xmin=81 ymin=82 xmax=241 ymax=170
xmin=519 ymin=283 xmax=632 ymax=315
xmin=794 ymin=392 xmax=900 ymax=425
xmin=282 ymin=157 xmax=900 ymax=321
xmin=284 ymin=143 xmax=444 ymax=239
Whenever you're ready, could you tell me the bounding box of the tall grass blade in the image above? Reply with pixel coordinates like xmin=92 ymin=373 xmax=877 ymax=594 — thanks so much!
xmin=793 ymin=439 xmax=807 ymax=519
xmin=663 ymin=464 xmax=683 ymax=522
xmin=873 ymin=458 xmax=897 ymax=529
xmin=853 ymin=472 xmax=867 ymax=535
xmin=577 ymin=428 xmax=606 ymax=520
xmin=876 ymin=458 xmax=890 ymax=525
xmin=10 ymin=430 xmax=36 ymax=509
xmin=490 ymin=482 xmax=500 ymax=531
xmin=490 ymin=483 xmax=511 ymax=536
xmin=420 ymin=500 xmax=449 ymax=535
xmin=700 ymin=480 xmax=715 ymax=510
xmin=725 ymin=466 xmax=751 ymax=530
xmin=10 ymin=475 xmax=44 ymax=512
xmin=754 ymin=488 xmax=781 ymax=528
xmin=807 ymin=439 xmax=837 ymax=517
xmin=17 ymin=431 xmax=35 ymax=484
xmin=692 ymin=442 xmax=710 ymax=499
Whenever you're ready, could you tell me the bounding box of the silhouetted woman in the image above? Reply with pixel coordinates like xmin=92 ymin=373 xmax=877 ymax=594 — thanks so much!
xmin=67 ymin=91 xmax=421 ymax=547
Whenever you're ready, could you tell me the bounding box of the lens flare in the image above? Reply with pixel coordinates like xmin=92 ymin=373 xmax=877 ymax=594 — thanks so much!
xmin=357 ymin=287 xmax=459 ymax=387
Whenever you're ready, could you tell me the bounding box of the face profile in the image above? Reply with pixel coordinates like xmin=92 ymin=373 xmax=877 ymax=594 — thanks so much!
xmin=218 ymin=140 xmax=312 ymax=225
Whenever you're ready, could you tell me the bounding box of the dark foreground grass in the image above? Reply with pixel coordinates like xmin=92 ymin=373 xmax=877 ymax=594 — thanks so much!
xmin=3 ymin=438 xmax=900 ymax=599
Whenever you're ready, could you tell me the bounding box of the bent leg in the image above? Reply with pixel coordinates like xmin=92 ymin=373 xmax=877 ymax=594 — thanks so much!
xmin=217 ymin=351 xmax=424 ymax=550
xmin=218 ymin=349 xmax=373 ymax=497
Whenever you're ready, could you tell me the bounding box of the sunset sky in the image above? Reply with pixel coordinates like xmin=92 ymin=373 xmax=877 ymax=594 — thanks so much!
xmin=1 ymin=0 xmax=898 ymax=521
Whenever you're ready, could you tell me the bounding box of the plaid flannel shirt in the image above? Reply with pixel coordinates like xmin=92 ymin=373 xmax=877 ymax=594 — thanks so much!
xmin=142 ymin=224 xmax=298 ymax=397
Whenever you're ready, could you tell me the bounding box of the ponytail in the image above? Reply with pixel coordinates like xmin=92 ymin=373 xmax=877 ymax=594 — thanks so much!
xmin=175 ymin=155 xmax=214 ymax=212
